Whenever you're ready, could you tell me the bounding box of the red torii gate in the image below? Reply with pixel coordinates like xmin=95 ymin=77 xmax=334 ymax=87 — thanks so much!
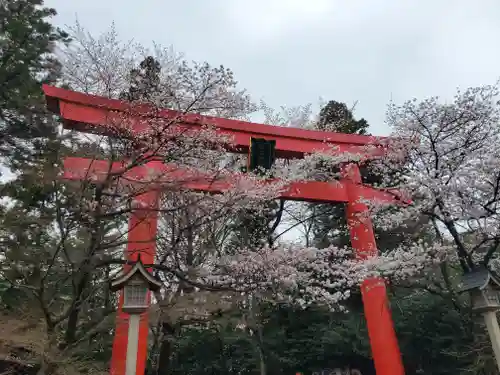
xmin=43 ymin=85 xmax=406 ymax=375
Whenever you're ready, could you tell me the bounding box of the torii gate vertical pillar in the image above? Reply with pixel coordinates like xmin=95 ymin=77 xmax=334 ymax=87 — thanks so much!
xmin=343 ymin=164 xmax=405 ymax=375
xmin=110 ymin=191 xmax=160 ymax=375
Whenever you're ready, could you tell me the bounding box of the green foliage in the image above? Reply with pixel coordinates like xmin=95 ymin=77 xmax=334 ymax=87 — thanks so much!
xmin=119 ymin=55 xmax=161 ymax=102
xmin=162 ymin=287 xmax=497 ymax=375
xmin=0 ymin=0 xmax=69 ymax=159
xmin=0 ymin=3 xmax=116 ymax=373
xmin=391 ymin=286 xmax=498 ymax=375
xmin=316 ymin=101 xmax=369 ymax=135
xmin=0 ymin=0 xmax=68 ymax=313
xmin=166 ymin=304 xmax=374 ymax=375
xmin=169 ymin=325 xmax=257 ymax=375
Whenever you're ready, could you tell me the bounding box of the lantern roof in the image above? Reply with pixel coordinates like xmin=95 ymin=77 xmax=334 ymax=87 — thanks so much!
xmin=460 ymin=266 xmax=500 ymax=292
xmin=110 ymin=257 xmax=162 ymax=292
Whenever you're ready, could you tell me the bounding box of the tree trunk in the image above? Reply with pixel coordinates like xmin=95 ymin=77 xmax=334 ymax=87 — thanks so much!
xmin=257 ymin=343 xmax=266 ymax=375
xmin=155 ymin=322 xmax=175 ymax=375
xmin=63 ymin=273 xmax=89 ymax=346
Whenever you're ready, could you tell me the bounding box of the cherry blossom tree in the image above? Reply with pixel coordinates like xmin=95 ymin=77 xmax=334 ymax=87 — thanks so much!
xmin=268 ymin=83 xmax=500 ymax=282
xmin=252 ymin=88 xmax=500 ymax=285
xmin=373 ymin=84 xmax=500 ymax=273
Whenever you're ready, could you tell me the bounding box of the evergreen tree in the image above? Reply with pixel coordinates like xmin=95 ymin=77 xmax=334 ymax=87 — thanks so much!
xmin=311 ymin=101 xmax=373 ymax=249
xmin=0 ymin=0 xmax=69 ymax=320
xmin=119 ymin=56 xmax=161 ymax=102
xmin=311 ymin=100 xmax=413 ymax=251
xmin=316 ymin=100 xmax=369 ymax=135
xmin=0 ymin=4 xmax=118 ymax=374
xmin=0 ymin=0 xmax=69 ymax=162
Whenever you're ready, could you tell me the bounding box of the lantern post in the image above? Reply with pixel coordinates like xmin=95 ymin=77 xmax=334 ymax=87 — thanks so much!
xmin=461 ymin=267 xmax=500 ymax=370
xmin=111 ymin=259 xmax=162 ymax=375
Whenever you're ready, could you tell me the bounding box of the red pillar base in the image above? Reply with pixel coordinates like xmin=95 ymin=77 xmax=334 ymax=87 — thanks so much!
xmin=361 ymin=278 xmax=405 ymax=375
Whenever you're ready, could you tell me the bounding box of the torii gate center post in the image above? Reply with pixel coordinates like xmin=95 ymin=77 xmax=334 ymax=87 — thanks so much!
xmin=43 ymin=85 xmax=406 ymax=375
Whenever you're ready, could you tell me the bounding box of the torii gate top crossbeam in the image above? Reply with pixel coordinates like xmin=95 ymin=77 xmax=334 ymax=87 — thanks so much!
xmin=42 ymin=85 xmax=387 ymax=159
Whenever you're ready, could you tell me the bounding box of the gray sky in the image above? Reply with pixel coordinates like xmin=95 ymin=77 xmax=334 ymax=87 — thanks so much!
xmin=45 ymin=0 xmax=500 ymax=135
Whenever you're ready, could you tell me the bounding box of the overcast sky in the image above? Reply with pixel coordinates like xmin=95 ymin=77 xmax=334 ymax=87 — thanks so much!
xmin=44 ymin=0 xmax=500 ymax=135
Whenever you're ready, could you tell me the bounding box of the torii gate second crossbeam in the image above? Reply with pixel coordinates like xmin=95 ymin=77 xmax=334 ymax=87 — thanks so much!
xmin=43 ymin=84 xmax=406 ymax=375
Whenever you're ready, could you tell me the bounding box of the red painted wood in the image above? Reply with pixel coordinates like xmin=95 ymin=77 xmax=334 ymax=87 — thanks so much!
xmin=110 ymin=290 xmax=128 ymax=375
xmin=343 ymin=164 xmax=405 ymax=375
xmin=42 ymin=85 xmax=388 ymax=159
xmin=62 ymin=156 xmax=406 ymax=205
xmin=360 ymin=279 xmax=405 ymax=375
xmin=110 ymin=191 xmax=159 ymax=375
